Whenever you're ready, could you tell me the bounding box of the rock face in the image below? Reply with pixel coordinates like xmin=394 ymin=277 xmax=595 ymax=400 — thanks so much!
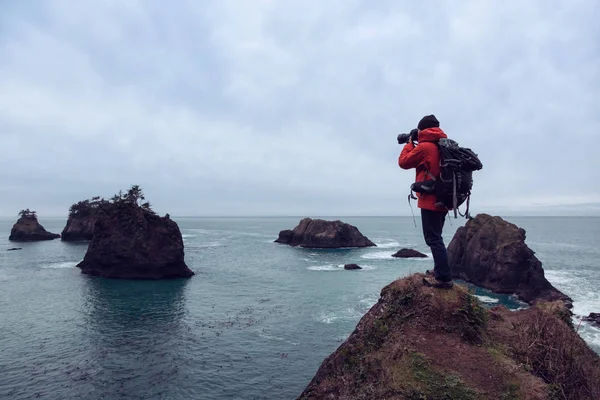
xmin=392 ymin=248 xmax=428 ymax=258
xmin=585 ymin=313 xmax=600 ymax=327
xmin=275 ymin=218 xmax=376 ymax=248
xmin=299 ymin=274 xmax=600 ymax=400
xmin=447 ymin=214 xmax=571 ymax=306
xmin=344 ymin=264 xmax=362 ymax=270
xmin=9 ymin=216 xmax=60 ymax=242
xmin=76 ymin=202 xmax=194 ymax=279
xmin=61 ymin=215 xmax=97 ymax=241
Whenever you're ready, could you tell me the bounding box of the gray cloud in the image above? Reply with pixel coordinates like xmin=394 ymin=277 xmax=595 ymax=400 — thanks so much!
xmin=0 ymin=0 xmax=598 ymax=217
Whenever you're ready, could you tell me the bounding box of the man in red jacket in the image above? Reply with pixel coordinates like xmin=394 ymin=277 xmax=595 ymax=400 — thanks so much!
xmin=398 ymin=115 xmax=453 ymax=288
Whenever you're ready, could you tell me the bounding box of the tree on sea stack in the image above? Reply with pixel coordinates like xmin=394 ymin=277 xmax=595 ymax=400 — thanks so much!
xmin=75 ymin=185 xmax=194 ymax=279
xmin=18 ymin=209 xmax=37 ymax=219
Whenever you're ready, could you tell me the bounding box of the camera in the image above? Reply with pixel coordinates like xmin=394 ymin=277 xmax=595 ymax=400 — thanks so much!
xmin=397 ymin=129 xmax=418 ymax=144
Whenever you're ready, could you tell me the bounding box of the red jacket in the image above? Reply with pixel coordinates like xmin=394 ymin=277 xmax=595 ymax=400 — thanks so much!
xmin=398 ymin=127 xmax=448 ymax=210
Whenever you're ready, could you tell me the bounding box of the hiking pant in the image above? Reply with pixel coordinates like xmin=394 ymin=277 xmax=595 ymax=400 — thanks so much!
xmin=421 ymin=209 xmax=452 ymax=282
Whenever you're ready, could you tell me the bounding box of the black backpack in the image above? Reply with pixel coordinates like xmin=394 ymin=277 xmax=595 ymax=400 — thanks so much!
xmin=410 ymin=138 xmax=483 ymax=218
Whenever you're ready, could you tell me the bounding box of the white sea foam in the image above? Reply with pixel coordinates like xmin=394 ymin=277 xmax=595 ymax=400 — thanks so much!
xmin=358 ymin=293 xmax=380 ymax=308
xmin=316 ymin=308 xmax=363 ymax=324
xmin=374 ymin=241 xmax=401 ymax=249
xmin=42 ymin=261 xmax=78 ymax=269
xmin=475 ymin=295 xmax=499 ymax=304
xmin=544 ymin=269 xmax=575 ymax=285
xmin=361 ymin=251 xmax=394 ymax=260
xmin=307 ymin=264 xmax=343 ymax=271
xmin=181 ymin=234 xmax=196 ymax=238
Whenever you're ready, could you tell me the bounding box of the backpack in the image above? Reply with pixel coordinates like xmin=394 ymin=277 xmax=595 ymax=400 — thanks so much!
xmin=410 ymin=138 xmax=483 ymax=218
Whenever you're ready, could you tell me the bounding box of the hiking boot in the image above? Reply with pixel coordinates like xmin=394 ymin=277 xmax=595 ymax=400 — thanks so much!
xmin=422 ymin=276 xmax=454 ymax=289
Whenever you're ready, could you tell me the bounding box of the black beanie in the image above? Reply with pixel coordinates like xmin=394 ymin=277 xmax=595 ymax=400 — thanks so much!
xmin=417 ymin=114 xmax=440 ymax=130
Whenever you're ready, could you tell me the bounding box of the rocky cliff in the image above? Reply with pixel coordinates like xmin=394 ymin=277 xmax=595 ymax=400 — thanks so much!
xmin=9 ymin=213 xmax=60 ymax=242
xmin=448 ymin=214 xmax=571 ymax=306
xmin=275 ymin=218 xmax=376 ymax=248
xmin=61 ymin=215 xmax=97 ymax=241
xmin=299 ymin=274 xmax=600 ymax=400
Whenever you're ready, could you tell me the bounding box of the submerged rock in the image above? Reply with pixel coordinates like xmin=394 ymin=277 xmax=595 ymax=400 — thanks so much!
xmin=447 ymin=214 xmax=571 ymax=306
xmin=584 ymin=313 xmax=600 ymax=327
xmin=7 ymin=247 xmax=22 ymax=251
xmin=392 ymin=248 xmax=428 ymax=258
xmin=76 ymin=186 xmax=194 ymax=279
xmin=275 ymin=218 xmax=376 ymax=248
xmin=9 ymin=211 xmax=60 ymax=242
xmin=299 ymin=274 xmax=600 ymax=400
xmin=344 ymin=264 xmax=362 ymax=270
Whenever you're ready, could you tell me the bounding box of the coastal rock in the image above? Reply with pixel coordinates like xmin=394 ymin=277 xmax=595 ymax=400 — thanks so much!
xmin=76 ymin=187 xmax=194 ymax=279
xmin=447 ymin=213 xmax=571 ymax=306
xmin=344 ymin=264 xmax=362 ymax=270
xmin=299 ymin=274 xmax=600 ymax=400
xmin=9 ymin=212 xmax=60 ymax=242
xmin=584 ymin=313 xmax=600 ymax=327
xmin=61 ymin=215 xmax=97 ymax=241
xmin=275 ymin=218 xmax=376 ymax=248
xmin=7 ymin=247 xmax=22 ymax=251
xmin=392 ymin=248 xmax=428 ymax=258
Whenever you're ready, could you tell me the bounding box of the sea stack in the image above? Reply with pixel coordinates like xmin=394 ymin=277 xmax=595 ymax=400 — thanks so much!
xmin=9 ymin=209 xmax=60 ymax=241
xmin=61 ymin=198 xmax=103 ymax=241
xmin=275 ymin=218 xmax=376 ymax=248
xmin=76 ymin=185 xmax=194 ymax=279
xmin=447 ymin=213 xmax=571 ymax=306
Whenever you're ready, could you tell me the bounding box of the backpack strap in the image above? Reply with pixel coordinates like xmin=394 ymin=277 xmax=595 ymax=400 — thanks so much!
xmin=452 ymin=172 xmax=458 ymax=218
xmin=426 ymin=170 xmax=436 ymax=181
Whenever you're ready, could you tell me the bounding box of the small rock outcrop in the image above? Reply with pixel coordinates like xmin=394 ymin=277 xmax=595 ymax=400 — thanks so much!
xmin=275 ymin=218 xmax=376 ymax=248
xmin=76 ymin=186 xmax=194 ymax=279
xmin=7 ymin=247 xmax=22 ymax=251
xmin=392 ymin=248 xmax=428 ymax=258
xmin=9 ymin=209 xmax=60 ymax=242
xmin=299 ymin=274 xmax=600 ymax=400
xmin=344 ymin=264 xmax=362 ymax=270
xmin=447 ymin=214 xmax=571 ymax=306
xmin=585 ymin=313 xmax=600 ymax=327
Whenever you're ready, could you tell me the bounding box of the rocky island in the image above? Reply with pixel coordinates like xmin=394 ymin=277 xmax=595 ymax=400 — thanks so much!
xmin=9 ymin=209 xmax=60 ymax=241
xmin=447 ymin=213 xmax=571 ymax=306
xmin=76 ymin=185 xmax=194 ymax=279
xmin=392 ymin=248 xmax=428 ymax=258
xmin=299 ymin=274 xmax=600 ymax=399
xmin=275 ymin=218 xmax=376 ymax=248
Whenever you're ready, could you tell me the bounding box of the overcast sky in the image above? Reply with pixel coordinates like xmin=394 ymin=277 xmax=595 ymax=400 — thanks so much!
xmin=1 ymin=0 xmax=599 ymax=217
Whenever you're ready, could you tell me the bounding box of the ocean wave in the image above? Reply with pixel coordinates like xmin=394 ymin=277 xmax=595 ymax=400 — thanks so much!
xmin=181 ymin=234 xmax=196 ymax=238
xmin=41 ymin=261 xmax=79 ymax=269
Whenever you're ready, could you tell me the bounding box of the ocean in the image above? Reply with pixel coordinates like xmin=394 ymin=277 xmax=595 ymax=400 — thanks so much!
xmin=0 ymin=216 xmax=598 ymax=399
